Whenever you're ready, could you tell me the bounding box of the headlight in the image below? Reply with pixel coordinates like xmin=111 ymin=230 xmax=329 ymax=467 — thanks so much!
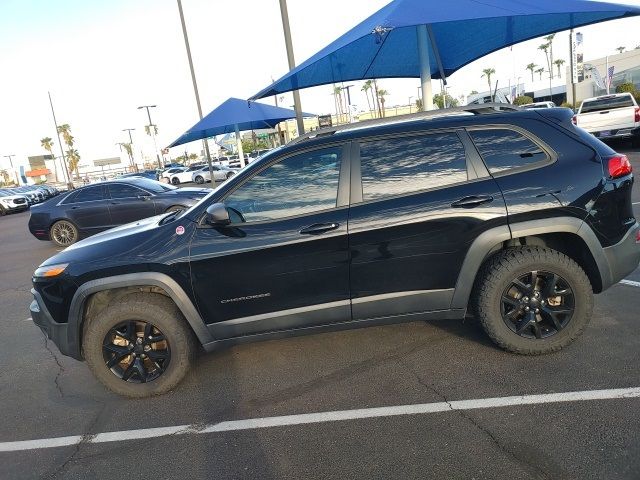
xmin=34 ymin=263 xmax=69 ymax=278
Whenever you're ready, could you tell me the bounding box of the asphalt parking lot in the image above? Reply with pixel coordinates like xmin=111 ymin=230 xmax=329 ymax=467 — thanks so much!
xmin=1 ymin=150 xmax=639 ymax=480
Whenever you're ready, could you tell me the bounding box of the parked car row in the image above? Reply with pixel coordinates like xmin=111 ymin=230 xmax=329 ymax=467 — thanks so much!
xmin=0 ymin=184 xmax=62 ymax=215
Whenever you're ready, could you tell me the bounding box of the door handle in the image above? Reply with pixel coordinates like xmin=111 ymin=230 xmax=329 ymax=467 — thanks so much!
xmin=299 ymin=223 xmax=340 ymax=235
xmin=451 ymin=195 xmax=494 ymax=208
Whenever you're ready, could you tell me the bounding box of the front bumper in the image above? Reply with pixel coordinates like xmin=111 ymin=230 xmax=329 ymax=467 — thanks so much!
xmin=30 ymin=289 xmax=82 ymax=361
xmin=602 ymin=222 xmax=640 ymax=288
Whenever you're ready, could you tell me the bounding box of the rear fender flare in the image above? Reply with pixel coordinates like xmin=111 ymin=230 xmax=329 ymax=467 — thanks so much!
xmin=451 ymin=218 xmax=610 ymax=309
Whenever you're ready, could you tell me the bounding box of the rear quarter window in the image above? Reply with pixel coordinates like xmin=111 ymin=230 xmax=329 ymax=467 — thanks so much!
xmin=580 ymin=95 xmax=635 ymax=114
xmin=468 ymin=128 xmax=549 ymax=174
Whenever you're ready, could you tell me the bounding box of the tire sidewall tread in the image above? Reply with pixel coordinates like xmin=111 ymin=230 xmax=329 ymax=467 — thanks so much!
xmin=83 ymin=293 xmax=196 ymax=398
xmin=473 ymin=247 xmax=593 ymax=355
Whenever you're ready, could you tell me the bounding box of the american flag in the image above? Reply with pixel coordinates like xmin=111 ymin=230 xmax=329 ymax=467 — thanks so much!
xmin=606 ymin=66 xmax=615 ymax=89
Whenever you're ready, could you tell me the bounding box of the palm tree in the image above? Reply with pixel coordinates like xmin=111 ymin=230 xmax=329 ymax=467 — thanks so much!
xmin=361 ymin=81 xmax=373 ymax=118
xmin=373 ymin=79 xmax=382 ymax=117
xmin=544 ymin=34 xmax=556 ymax=78
xmin=188 ymin=153 xmax=198 ymax=163
xmin=57 ymin=124 xmax=74 ymax=148
xmin=40 ymin=137 xmax=54 ymax=156
xmin=377 ymin=88 xmax=389 ymax=117
xmin=554 ymin=59 xmax=566 ymax=78
xmin=65 ymin=149 xmax=81 ymax=179
xmin=481 ymin=68 xmax=496 ymax=101
xmin=526 ymin=63 xmax=537 ymax=82
xmin=118 ymin=142 xmax=135 ymax=169
xmin=616 ymin=46 xmax=626 ymax=54
xmin=538 ymin=43 xmax=551 ymax=81
xmin=536 ymin=67 xmax=545 ymax=80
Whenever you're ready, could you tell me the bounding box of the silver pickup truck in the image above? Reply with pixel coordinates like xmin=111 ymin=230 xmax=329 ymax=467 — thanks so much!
xmin=573 ymin=92 xmax=640 ymax=146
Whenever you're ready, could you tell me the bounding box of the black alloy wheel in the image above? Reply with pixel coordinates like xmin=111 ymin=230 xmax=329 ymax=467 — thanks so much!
xmin=102 ymin=320 xmax=171 ymax=384
xmin=171 ymin=177 xmax=180 ymax=185
xmin=500 ymin=270 xmax=575 ymax=339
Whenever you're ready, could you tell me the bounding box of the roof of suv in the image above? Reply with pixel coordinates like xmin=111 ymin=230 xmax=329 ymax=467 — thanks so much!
xmin=287 ymin=103 xmax=574 ymax=150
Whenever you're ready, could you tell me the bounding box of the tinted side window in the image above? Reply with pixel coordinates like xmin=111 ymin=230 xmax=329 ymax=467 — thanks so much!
xmin=360 ymin=132 xmax=467 ymax=201
xmin=109 ymin=184 xmax=145 ymax=199
xmin=469 ymin=129 xmax=548 ymax=174
xmin=72 ymin=186 xmax=104 ymax=203
xmin=224 ymin=147 xmax=342 ymax=222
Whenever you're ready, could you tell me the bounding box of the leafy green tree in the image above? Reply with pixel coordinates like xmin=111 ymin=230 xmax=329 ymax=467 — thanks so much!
xmin=433 ymin=93 xmax=460 ymax=109
xmin=513 ymin=95 xmax=534 ymax=106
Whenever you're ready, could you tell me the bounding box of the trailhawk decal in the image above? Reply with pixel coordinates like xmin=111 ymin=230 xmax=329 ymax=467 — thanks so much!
xmin=221 ymin=293 xmax=271 ymax=304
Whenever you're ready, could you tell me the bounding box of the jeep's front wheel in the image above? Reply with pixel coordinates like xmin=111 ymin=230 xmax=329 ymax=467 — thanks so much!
xmin=83 ymin=293 xmax=197 ymax=397
xmin=473 ymin=247 xmax=593 ymax=355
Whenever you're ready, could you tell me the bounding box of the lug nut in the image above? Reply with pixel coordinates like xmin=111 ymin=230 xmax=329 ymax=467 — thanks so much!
xmin=144 ymin=345 xmax=151 ymax=352
xmin=525 ymin=306 xmax=530 ymax=311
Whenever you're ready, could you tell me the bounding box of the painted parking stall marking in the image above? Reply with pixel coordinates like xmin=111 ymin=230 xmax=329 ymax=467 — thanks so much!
xmin=1 ymin=387 xmax=639 ymax=453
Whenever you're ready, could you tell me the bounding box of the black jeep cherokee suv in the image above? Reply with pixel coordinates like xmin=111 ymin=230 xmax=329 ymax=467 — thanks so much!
xmin=30 ymin=105 xmax=639 ymax=397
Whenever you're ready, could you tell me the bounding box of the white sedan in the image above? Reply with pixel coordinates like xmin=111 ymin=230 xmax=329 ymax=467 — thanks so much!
xmin=192 ymin=165 xmax=239 ymax=184
xmin=168 ymin=165 xmax=207 ymax=185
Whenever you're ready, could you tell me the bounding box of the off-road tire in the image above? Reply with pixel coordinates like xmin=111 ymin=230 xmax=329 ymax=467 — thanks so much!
xmin=83 ymin=293 xmax=197 ymax=398
xmin=472 ymin=247 xmax=593 ymax=355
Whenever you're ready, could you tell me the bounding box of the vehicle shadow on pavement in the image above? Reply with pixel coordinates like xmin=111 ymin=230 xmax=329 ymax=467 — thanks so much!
xmin=422 ymin=315 xmax=498 ymax=350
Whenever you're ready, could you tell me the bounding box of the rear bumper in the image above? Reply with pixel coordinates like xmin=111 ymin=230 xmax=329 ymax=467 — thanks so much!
xmin=602 ymin=222 xmax=640 ymax=288
xmin=30 ymin=289 xmax=82 ymax=361
xmin=590 ymin=126 xmax=640 ymax=140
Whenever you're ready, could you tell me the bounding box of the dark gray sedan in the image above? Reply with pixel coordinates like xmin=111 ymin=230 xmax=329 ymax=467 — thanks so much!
xmin=28 ymin=178 xmax=208 ymax=246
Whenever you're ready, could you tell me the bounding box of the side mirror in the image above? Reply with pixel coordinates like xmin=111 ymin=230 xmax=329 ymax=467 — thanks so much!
xmin=205 ymin=203 xmax=230 ymax=226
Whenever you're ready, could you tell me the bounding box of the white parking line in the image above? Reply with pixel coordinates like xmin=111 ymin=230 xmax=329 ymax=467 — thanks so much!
xmin=620 ymin=279 xmax=640 ymax=288
xmin=633 ymin=201 xmax=639 ymax=206
xmin=1 ymin=387 xmax=639 ymax=453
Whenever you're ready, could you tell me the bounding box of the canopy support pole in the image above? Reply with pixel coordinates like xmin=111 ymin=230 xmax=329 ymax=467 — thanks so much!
xmin=426 ymin=24 xmax=447 ymax=87
xmin=235 ymin=124 xmax=245 ymax=168
xmin=416 ymin=25 xmax=433 ymax=111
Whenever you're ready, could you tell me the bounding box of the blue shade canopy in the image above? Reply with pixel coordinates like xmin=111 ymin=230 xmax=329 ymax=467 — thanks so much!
xmin=251 ymin=0 xmax=640 ymax=99
xmin=169 ymin=97 xmax=314 ymax=148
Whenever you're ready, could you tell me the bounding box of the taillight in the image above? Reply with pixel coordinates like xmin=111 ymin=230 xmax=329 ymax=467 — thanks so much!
xmin=636 ymin=229 xmax=640 ymax=244
xmin=572 ymin=115 xmax=577 ymax=125
xmin=607 ymin=155 xmax=632 ymax=179
xmin=635 ymin=106 xmax=640 ymax=123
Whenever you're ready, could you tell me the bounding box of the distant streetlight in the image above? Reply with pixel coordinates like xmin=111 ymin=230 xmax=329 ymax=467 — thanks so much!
xmin=137 ymin=105 xmax=162 ymax=168
xmin=176 ymin=0 xmax=217 ymax=176
xmin=3 ymin=154 xmax=20 ymax=185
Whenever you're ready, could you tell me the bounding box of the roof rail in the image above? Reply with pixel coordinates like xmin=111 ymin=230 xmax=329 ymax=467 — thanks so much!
xmin=290 ymin=103 xmax=521 ymax=145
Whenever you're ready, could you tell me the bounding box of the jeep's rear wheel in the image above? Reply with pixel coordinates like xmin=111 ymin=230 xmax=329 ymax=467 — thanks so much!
xmin=83 ymin=293 xmax=197 ymax=397
xmin=473 ymin=247 xmax=593 ymax=355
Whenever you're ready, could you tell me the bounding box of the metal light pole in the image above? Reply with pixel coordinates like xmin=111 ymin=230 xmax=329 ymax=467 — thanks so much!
xmin=3 ymin=155 xmax=20 ymax=185
xmin=137 ymin=105 xmax=162 ymax=169
xmin=176 ymin=0 xmax=218 ymax=175
xmin=122 ymin=128 xmax=138 ymax=171
xmin=278 ymin=0 xmax=305 ymax=137
xmin=48 ymin=91 xmax=72 ymax=188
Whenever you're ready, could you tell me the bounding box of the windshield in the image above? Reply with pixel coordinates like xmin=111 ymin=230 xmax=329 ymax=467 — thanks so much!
xmin=581 ymin=95 xmax=635 ymax=114
xmin=129 ymin=178 xmax=177 ymax=193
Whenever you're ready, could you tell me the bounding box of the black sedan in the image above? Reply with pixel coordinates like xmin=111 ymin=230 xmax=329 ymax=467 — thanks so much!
xmin=28 ymin=178 xmax=208 ymax=246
